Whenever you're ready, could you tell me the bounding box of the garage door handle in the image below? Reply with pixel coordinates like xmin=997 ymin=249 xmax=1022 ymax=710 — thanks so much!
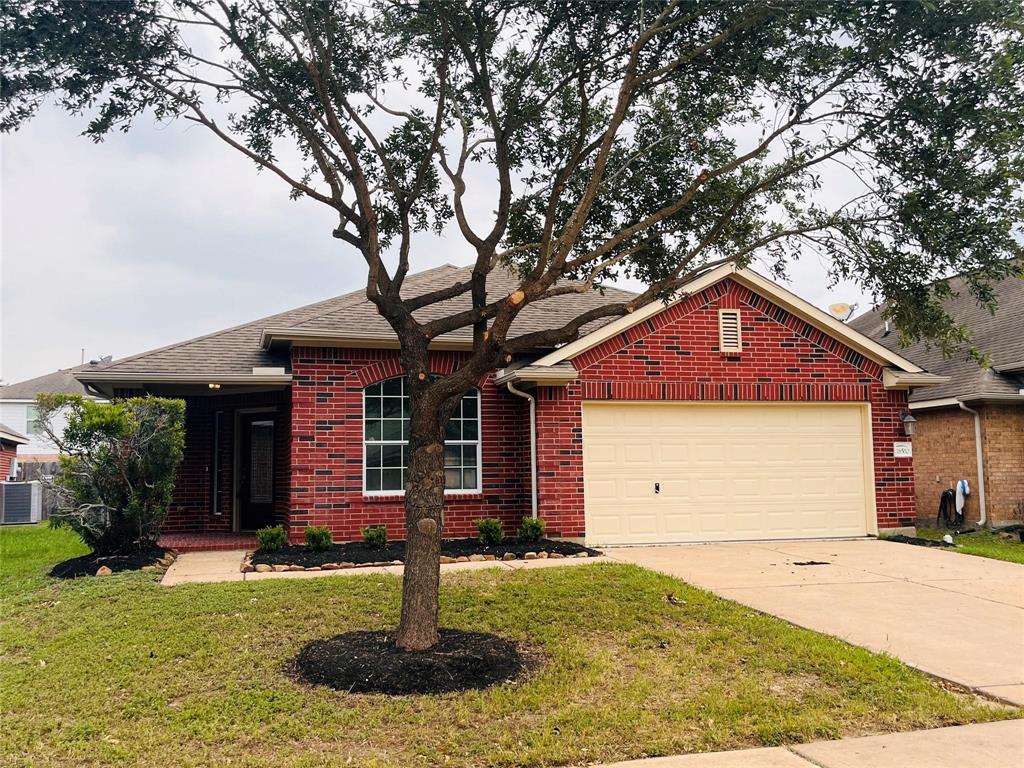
xmin=655 ymin=482 xmax=660 ymax=494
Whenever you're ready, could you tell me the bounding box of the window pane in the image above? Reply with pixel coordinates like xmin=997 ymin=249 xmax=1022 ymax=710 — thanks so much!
xmin=382 ymin=396 xmax=403 ymax=418
xmin=463 ymin=444 xmax=477 ymax=465
xmin=402 ymin=419 xmax=410 ymax=440
xmin=382 ymin=444 xmax=403 ymax=468
xmin=365 ymin=419 xmax=382 ymax=441
xmin=382 ymin=468 xmax=403 ymax=491
xmin=366 ymin=469 xmax=382 ymax=492
xmin=365 ymin=382 xmax=381 ymax=397
xmin=462 ymin=419 xmax=478 ymax=440
xmin=444 ymin=445 xmax=460 ymax=467
xmin=383 ymin=377 xmax=403 ymax=396
xmin=444 ymin=468 xmax=461 ymax=489
xmin=365 ymin=397 xmax=382 ymax=418
xmin=462 ymin=468 xmax=477 ymax=490
xmin=382 ymin=419 xmax=404 ymax=441
xmin=366 ymin=444 xmax=382 ymax=469
xmin=445 ymin=419 xmax=460 ymax=440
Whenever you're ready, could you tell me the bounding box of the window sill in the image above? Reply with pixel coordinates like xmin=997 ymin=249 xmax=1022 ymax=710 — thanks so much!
xmin=362 ymin=491 xmax=485 ymax=503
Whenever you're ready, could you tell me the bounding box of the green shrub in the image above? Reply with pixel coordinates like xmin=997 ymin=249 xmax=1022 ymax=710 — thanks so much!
xmin=39 ymin=394 xmax=186 ymax=555
xmin=517 ymin=516 xmax=546 ymax=543
xmin=361 ymin=524 xmax=388 ymax=549
xmin=476 ymin=517 xmax=504 ymax=546
xmin=304 ymin=526 xmax=333 ymax=551
xmin=256 ymin=525 xmax=288 ymax=552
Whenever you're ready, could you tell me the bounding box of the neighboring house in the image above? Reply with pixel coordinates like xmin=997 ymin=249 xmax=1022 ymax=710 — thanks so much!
xmin=0 ymin=423 xmax=28 ymax=479
xmin=76 ymin=263 xmax=945 ymax=544
xmin=850 ymin=273 xmax=1024 ymax=526
xmin=0 ymin=367 xmax=104 ymax=462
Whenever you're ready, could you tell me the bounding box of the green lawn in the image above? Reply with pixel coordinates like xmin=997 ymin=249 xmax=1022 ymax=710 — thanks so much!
xmin=916 ymin=527 xmax=1024 ymax=565
xmin=0 ymin=524 xmax=1016 ymax=768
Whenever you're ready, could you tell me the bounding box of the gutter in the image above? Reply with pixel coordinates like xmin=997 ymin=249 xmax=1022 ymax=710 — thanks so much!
xmin=505 ymin=381 xmax=538 ymax=520
xmin=958 ymin=401 xmax=988 ymax=528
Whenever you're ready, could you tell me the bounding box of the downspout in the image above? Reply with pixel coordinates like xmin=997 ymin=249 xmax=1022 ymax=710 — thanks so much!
xmin=506 ymin=381 xmax=538 ymax=519
xmin=958 ymin=401 xmax=988 ymax=527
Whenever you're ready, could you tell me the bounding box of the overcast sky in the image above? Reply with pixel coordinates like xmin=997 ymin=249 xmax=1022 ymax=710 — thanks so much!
xmin=0 ymin=103 xmax=872 ymax=385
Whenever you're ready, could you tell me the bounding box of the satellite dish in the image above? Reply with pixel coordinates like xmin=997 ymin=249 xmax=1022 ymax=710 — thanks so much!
xmin=828 ymin=302 xmax=857 ymax=321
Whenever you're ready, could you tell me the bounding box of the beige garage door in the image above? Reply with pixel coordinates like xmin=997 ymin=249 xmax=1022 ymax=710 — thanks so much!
xmin=582 ymin=402 xmax=873 ymax=545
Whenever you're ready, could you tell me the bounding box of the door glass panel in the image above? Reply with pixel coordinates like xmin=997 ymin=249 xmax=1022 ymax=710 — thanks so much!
xmin=250 ymin=421 xmax=274 ymax=504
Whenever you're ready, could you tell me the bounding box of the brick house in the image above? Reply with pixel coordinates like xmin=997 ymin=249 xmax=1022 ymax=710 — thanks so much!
xmin=0 ymin=423 xmax=28 ymax=479
xmin=851 ymin=273 xmax=1024 ymax=526
xmin=75 ymin=263 xmax=945 ymax=546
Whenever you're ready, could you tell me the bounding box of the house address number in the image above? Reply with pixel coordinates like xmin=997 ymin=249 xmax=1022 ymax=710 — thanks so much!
xmin=893 ymin=442 xmax=913 ymax=458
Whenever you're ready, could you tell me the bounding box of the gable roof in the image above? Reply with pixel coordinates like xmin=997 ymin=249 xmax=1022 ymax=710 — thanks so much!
xmin=525 ymin=264 xmax=927 ymax=374
xmin=848 ymin=273 xmax=1024 ymax=404
xmin=0 ymin=422 xmax=28 ymax=445
xmin=77 ymin=264 xmax=637 ymax=385
xmin=0 ymin=368 xmax=97 ymax=401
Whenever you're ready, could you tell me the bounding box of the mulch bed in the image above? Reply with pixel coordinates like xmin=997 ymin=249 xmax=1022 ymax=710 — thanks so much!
xmin=49 ymin=546 xmax=174 ymax=579
xmin=251 ymin=536 xmax=601 ymax=568
xmin=292 ymin=629 xmax=527 ymax=695
xmin=884 ymin=535 xmax=955 ymax=549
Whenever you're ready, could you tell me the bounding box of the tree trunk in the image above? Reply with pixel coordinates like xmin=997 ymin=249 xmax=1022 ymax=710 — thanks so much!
xmin=395 ymin=386 xmax=448 ymax=651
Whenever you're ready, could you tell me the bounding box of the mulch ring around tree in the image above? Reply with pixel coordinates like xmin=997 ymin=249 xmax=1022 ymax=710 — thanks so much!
xmin=49 ymin=546 xmax=176 ymax=579
xmin=292 ymin=629 xmax=529 ymax=695
xmin=250 ymin=536 xmax=601 ymax=569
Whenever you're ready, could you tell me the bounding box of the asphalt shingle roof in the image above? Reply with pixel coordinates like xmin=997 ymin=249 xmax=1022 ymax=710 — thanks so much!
xmin=848 ymin=274 xmax=1024 ymax=402
xmin=82 ymin=265 xmax=638 ymax=379
xmin=0 ymin=368 xmax=95 ymax=400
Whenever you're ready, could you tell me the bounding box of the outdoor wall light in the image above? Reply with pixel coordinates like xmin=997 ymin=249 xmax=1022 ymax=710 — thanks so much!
xmin=208 ymin=383 xmax=221 ymax=390
xmin=899 ymin=410 xmax=917 ymax=437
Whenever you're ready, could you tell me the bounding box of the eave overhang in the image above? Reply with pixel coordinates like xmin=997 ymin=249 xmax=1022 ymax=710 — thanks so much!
xmin=881 ymin=369 xmax=951 ymax=390
xmin=260 ymin=327 xmax=473 ymax=352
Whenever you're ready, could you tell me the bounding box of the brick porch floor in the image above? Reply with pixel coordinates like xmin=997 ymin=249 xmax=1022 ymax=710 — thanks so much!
xmin=159 ymin=532 xmax=259 ymax=552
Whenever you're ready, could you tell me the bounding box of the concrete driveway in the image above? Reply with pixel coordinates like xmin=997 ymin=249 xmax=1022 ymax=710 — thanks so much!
xmin=609 ymin=539 xmax=1024 ymax=705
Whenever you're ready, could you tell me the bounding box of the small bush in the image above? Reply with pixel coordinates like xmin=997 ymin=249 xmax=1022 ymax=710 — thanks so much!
xmin=256 ymin=525 xmax=288 ymax=552
xmin=305 ymin=526 xmax=333 ymax=551
xmin=517 ymin=516 xmax=546 ymax=543
xmin=476 ymin=517 xmax=504 ymax=546
xmin=361 ymin=524 xmax=388 ymax=549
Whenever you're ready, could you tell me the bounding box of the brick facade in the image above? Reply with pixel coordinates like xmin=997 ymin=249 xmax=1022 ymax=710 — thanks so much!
xmin=288 ymin=347 xmax=530 ymax=542
xmin=535 ymin=278 xmax=915 ymax=536
xmin=911 ymin=404 xmax=1024 ymax=525
xmin=165 ymin=389 xmax=291 ymax=534
xmin=981 ymin=405 xmax=1024 ymax=522
xmin=165 ymin=276 xmax=918 ymax=541
xmin=0 ymin=442 xmax=17 ymax=478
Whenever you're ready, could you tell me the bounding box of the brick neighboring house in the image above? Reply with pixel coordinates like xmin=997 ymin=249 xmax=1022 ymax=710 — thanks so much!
xmin=76 ymin=263 xmax=945 ymax=546
xmin=0 ymin=423 xmax=28 ymax=479
xmin=850 ymin=273 xmax=1024 ymax=526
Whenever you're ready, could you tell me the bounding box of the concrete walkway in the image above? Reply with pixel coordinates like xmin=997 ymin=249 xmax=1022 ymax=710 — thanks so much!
xmin=612 ymin=539 xmax=1024 ymax=705
xmin=161 ymin=548 xmax=601 ymax=586
xmin=595 ymin=719 xmax=1023 ymax=768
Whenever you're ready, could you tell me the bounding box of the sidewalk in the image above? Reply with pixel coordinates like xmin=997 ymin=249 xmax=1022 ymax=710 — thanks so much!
xmin=161 ymin=547 xmax=602 ymax=585
xmin=595 ymin=720 xmax=1023 ymax=768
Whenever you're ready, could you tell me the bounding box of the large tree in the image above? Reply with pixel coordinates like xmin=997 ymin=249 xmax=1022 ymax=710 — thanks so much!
xmin=4 ymin=0 xmax=1021 ymax=649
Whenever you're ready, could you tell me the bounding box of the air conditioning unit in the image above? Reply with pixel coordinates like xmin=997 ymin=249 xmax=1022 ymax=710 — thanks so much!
xmin=0 ymin=481 xmax=43 ymax=524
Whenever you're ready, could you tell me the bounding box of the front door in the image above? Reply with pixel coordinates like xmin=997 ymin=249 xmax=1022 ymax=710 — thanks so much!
xmin=238 ymin=414 xmax=276 ymax=530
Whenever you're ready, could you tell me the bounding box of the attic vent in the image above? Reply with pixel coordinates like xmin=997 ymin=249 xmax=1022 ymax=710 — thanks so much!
xmin=718 ymin=309 xmax=742 ymax=353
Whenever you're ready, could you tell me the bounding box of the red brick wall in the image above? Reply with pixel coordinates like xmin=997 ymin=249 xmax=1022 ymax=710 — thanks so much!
xmin=164 ymin=389 xmax=291 ymax=534
xmin=289 ymin=347 xmax=529 ymax=542
xmin=0 ymin=442 xmax=17 ymax=478
xmin=535 ymin=277 xmax=915 ymax=537
xmin=908 ymin=406 xmax=979 ymax=524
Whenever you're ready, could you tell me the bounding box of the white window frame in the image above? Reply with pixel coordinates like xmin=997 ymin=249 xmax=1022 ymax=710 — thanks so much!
xmin=362 ymin=377 xmax=482 ymax=496
xmin=718 ymin=308 xmax=742 ymax=353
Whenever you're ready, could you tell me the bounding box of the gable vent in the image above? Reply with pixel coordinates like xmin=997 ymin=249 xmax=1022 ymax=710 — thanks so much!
xmin=718 ymin=309 xmax=742 ymax=353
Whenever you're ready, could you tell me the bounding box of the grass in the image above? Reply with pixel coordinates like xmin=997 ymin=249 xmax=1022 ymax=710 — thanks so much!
xmin=916 ymin=526 xmax=1024 ymax=565
xmin=0 ymin=525 xmax=1016 ymax=768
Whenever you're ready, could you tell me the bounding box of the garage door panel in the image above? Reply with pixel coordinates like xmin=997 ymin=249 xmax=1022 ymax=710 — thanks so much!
xmin=583 ymin=403 xmax=870 ymax=545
